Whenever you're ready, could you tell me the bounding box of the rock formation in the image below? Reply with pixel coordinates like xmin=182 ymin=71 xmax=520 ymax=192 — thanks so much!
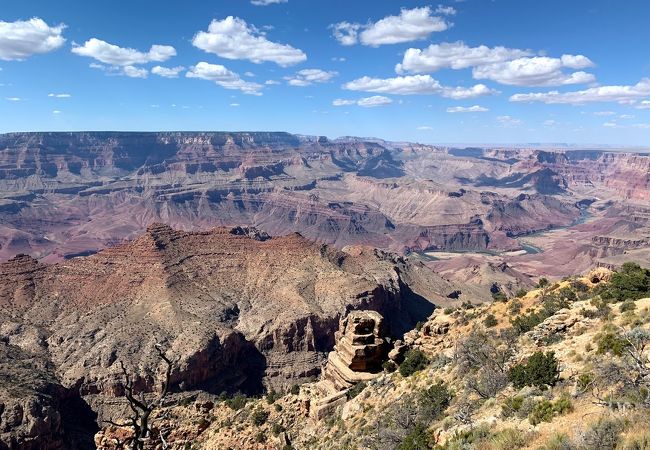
xmin=0 ymin=225 xmax=467 ymax=448
xmin=308 ymin=310 xmax=389 ymax=420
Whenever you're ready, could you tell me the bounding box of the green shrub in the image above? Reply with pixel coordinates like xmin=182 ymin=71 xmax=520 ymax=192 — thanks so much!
xmin=596 ymin=327 xmax=630 ymax=356
xmin=255 ymin=431 xmax=267 ymax=443
xmin=511 ymin=310 xmax=544 ymax=334
xmin=225 ymin=393 xmax=248 ymax=410
xmin=620 ymin=300 xmax=637 ymax=313
xmin=251 ymin=408 xmax=270 ymax=426
xmin=398 ymin=423 xmax=433 ymax=450
xmin=271 ymin=423 xmax=286 ymax=436
xmin=419 ymin=381 xmax=452 ymax=420
xmin=515 ymin=288 xmax=528 ymax=298
xmin=265 ymin=389 xmax=281 ymax=404
xmin=483 ymin=313 xmax=498 ymax=328
xmin=382 ymin=360 xmax=397 ymax=373
xmin=529 ymin=399 xmax=554 ymax=425
xmin=537 ymin=278 xmax=549 ymax=288
xmin=399 ymin=349 xmax=430 ymax=377
xmin=492 ymin=291 xmax=507 ymax=302
xmin=508 ymin=351 xmax=560 ymax=389
xmin=601 ymin=262 xmax=650 ymax=302
xmin=290 ymin=384 xmax=300 ymax=395
xmin=501 ymin=396 xmax=524 ymax=418
xmin=347 ymin=381 xmax=366 ymax=399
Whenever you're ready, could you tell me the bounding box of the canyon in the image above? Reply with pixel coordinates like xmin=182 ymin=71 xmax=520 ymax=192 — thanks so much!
xmin=0 ymin=132 xmax=648 ymax=283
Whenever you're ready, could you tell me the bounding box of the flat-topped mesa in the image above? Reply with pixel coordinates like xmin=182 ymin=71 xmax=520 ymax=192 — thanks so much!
xmin=322 ymin=310 xmax=388 ymax=391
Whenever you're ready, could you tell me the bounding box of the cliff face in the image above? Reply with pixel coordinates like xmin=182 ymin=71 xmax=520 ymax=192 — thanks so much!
xmin=0 ymin=225 xmax=464 ymax=400
xmin=2 ymin=132 xmax=629 ymax=263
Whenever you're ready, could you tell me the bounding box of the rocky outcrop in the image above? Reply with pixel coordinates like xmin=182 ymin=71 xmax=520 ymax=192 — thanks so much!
xmin=0 ymin=225 xmax=461 ymax=400
xmin=321 ymin=311 xmax=388 ymax=391
xmin=307 ymin=311 xmax=389 ymax=420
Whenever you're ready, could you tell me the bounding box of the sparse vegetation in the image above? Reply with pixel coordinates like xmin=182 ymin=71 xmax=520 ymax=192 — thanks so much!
xmin=399 ymin=349 xmax=430 ymax=377
xmin=508 ymin=351 xmax=560 ymax=389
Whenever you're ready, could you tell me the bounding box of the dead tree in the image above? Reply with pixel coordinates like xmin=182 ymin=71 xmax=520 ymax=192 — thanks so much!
xmin=105 ymin=344 xmax=175 ymax=450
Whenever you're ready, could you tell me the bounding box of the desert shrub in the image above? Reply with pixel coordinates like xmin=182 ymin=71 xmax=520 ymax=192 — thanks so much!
xmin=601 ymin=262 xmax=650 ymax=302
xmin=255 ymin=431 xmax=267 ymax=443
xmin=537 ymin=278 xmax=549 ymax=288
xmin=492 ymin=291 xmax=507 ymax=302
xmin=483 ymin=313 xmax=498 ymax=328
xmin=558 ymin=287 xmax=577 ymax=302
xmin=443 ymin=307 xmax=455 ymax=315
xmin=596 ymin=326 xmax=630 ymax=356
xmin=528 ymin=399 xmax=554 ymax=425
xmin=576 ymin=372 xmax=594 ymax=393
xmin=383 ymin=360 xmax=397 ymax=373
xmin=618 ymin=429 xmax=650 ymax=450
xmin=456 ymin=330 xmax=514 ymax=398
xmin=535 ymin=433 xmax=575 ymax=450
xmin=397 ymin=423 xmax=433 ymax=450
xmin=271 ymin=423 xmax=286 ymax=436
xmin=274 ymin=403 xmax=282 ymax=412
xmin=515 ymin=288 xmax=528 ymax=298
xmin=579 ymin=416 xmax=625 ymax=449
xmin=620 ymin=300 xmax=637 ymax=313
xmin=501 ymin=395 xmax=524 ymax=418
xmin=552 ymin=394 xmax=573 ymax=415
xmin=508 ymin=351 xmax=560 ymax=389
xmin=225 ymin=393 xmax=248 ymax=410
xmin=400 ymin=349 xmax=430 ymax=377
xmin=347 ymin=381 xmax=366 ymax=399
xmin=508 ymin=299 xmax=523 ymax=315
xmin=290 ymin=384 xmax=300 ymax=395
xmin=511 ymin=311 xmax=544 ymax=334
xmin=488 ymin=428 xmax=529 ymax=450
xmin=251 ymin=408 xmax=269 ymax=426
xmin=415 ymin=321 xmax=424 ymax=331
xmin=265 ymin=389 xmax=281 ymax=404
xmin=419 ymin=381 xmax=452 ymax=421
xmin=571 ymin=279 xmax=590 ymax=293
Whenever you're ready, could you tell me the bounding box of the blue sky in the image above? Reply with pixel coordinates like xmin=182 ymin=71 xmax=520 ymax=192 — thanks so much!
xmin=1 ymin=0 xmax=649 ymax=145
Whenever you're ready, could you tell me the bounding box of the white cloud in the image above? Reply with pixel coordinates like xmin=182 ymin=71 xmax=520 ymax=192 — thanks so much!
xmin=122 ymin=65 xmax=148 ymax=78
xmin=435 ymin=5 xmax=457 ymax=15
xmin=510 ymin=78 xmax=650 ymax=104
xmin=72 ymin=38 xmax=175 ymax=65
xmin=543 ymin=119 xmax=558 ymax=126
xmin=619 ymin=114 xmax=635 ymax=119
xmin=344 ymin=74 xmax=497 ymax=98
xmin=52 ymin=110 xmax=61 ymax=114
xmin=264 ymin=80 xmax=280 ymax=85
xmin=497 ymin=115 xmax=522 ymax=127
xmin=151 ymin=65 xmax=185 ymax=78
xmin=593 ymin=111 xmax=616 ymax=116
xmin=48 ymin=93 xmax=71 ymax=98
xmin=0 ymin=18 xmax=66 ymax=61
xmin=186 ymin=62 xmax=263 ymax=95
xmin=244 ymin=71 xmax=255 ymax=77
xmin=5 ymin=97 xmax=21 ymax=101
xmin=192 ymin=17 xmax=306 ymax=66
xmin=357 ymin=95 xmax=393 ymax=107
xmin=396 ymin=41 xmax=530 ymax=74
xmin=230 ymin=103 xmax=240 ymax=107
xmin=332 ymin=96 xmax=392 ymax=107
xmin=285 ymin=69 xmax=337 ymax=86
xmin=90 ymin=63 xmax=148 ymax=78
xmin=446 ymin=105 xmax=488 ymax=113
xmin=330 ymin=22 xmax=361 ymax=46
xmin=331 ymin=7 xmax=450 ymax=47
xmin=636 ymin=100 xmax=650 ymax=110
xmin=251 ymin=0 xmax=287 ymax=4
xmin=417 ymin=125 xmax=433 ymax=130
xmin=472 ymin=56 xmax=595 ymax=86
